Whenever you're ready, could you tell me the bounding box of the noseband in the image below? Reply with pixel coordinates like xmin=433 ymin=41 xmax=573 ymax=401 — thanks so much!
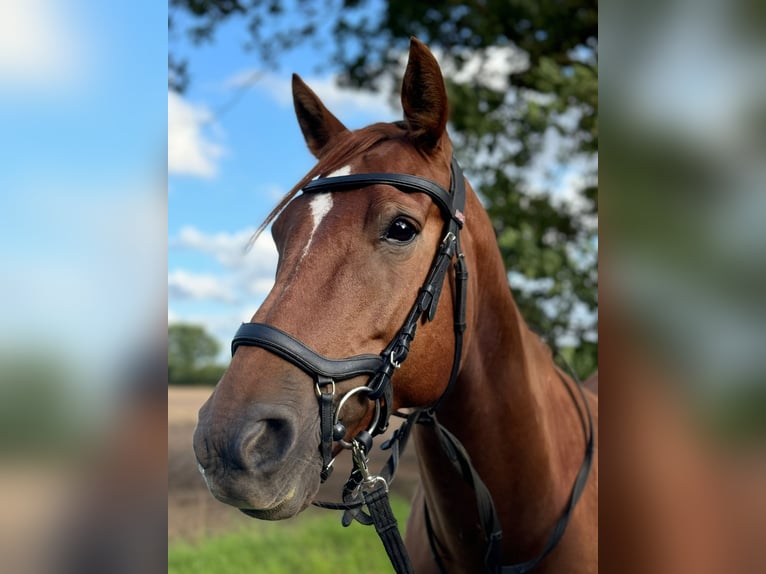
xmin=232 ymin=155 xmax=468 ymax=480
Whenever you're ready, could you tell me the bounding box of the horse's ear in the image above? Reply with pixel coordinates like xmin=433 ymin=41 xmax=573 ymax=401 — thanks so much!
xmin=292 ymin=74 xmax=349 ymax=158
xmin=401 ymin=37 xmax=449 ymax=151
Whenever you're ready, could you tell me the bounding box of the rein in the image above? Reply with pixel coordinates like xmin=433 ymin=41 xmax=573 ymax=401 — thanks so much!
xmin=230 ymin=156 xmax=594 ymax=573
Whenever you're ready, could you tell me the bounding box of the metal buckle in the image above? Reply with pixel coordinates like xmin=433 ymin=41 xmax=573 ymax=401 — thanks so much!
xmin=314 ymin=379 xmax=335 ymax=398
xmin=389 ymin=349 xmax=402 ymax=369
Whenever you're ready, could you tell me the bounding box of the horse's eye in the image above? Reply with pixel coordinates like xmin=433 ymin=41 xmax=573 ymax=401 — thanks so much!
xmin=385 ymin=218 xmax=418 ymax=244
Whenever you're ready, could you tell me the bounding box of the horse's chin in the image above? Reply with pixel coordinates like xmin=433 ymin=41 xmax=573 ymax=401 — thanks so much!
xmin=235 ymin=476 xmax=318 ymax=521
xmin=239 ymin=493 xmax=312 ymax=520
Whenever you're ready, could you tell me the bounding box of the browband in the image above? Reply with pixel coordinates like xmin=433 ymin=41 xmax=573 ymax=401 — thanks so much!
xmin=302 ymin=157 xmax=466 ymax=227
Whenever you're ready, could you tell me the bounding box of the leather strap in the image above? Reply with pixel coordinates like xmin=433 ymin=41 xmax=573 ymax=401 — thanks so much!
xmin=312 ymin=409 xmax=420 ymax=524
xmin=232 ymin=323 xmax=383 ymax=380
xmin=303 ymin=171 xmax=464 ymax=228
xmin=317 ymin=376 xmax=335 ymax=482
xmin=420 ymin=375 xmax=595 ymax=574
xmin=363 ymin=482 xmax=415 ymax=574
xmin=499 ymin=376 xmax=595 ymax=574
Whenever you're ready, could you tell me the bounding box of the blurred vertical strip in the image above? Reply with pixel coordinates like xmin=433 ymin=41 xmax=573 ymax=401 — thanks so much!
xmin=0 ymin=1 xmax=167 ymax=573
xmin=602 ymin=0 xmax=766 ymax=571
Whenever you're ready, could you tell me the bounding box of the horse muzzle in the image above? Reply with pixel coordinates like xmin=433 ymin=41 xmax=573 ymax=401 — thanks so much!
xmin=193 ymin=398 xmax=321 ymax=519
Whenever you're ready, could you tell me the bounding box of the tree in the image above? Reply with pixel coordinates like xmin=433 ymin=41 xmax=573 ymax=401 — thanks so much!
xmin=169 ymin=0 xmax=598 ymax=377
xmin=168 ymin=323 xmax=226 ymax=385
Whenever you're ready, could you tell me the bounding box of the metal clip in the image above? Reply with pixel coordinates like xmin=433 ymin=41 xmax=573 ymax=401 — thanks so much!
xmin=351 ymin=439 xmax=388 ymax=493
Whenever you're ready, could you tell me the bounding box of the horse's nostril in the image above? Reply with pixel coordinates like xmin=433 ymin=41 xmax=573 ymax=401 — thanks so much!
xmin=237 ymin=415 xmax=295 ymax=472
xmin=243 ymin=419 xmax=289 ymax=461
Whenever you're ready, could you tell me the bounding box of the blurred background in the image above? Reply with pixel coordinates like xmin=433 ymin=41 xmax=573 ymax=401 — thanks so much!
xmin=1 ymin=0 xmax=765 ymax=572
xmin=1 ymin=0 xmax=167 ymax=573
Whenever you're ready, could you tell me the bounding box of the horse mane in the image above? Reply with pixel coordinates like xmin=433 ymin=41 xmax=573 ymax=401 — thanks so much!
xmin=247 ymin=122 xmax=407 ymax=249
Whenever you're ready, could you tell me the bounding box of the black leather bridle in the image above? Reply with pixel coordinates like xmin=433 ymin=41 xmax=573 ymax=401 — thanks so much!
xmin=232 ymin=156 xmax=468 ymax=481
xmin=230 ymin=155 xmax=594 ymax=574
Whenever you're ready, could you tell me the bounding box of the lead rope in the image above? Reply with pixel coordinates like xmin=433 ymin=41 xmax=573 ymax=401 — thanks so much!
xmin=351 ymin=440 xmax=415 ymax=574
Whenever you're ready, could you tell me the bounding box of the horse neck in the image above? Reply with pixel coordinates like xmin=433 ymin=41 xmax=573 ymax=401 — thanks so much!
xmin=413 ymin=189 xmax=585 ymax=564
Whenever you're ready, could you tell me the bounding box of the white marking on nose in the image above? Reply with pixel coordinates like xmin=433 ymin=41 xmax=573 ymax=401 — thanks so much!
xmin=299 ymin=165 xmax=350 ymax=261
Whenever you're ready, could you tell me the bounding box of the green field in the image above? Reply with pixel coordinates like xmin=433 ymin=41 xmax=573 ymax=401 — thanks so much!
xmin=169 ymin=497 xmax=411 ymax=574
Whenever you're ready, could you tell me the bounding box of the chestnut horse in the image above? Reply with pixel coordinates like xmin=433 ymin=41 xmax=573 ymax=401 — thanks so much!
xmin=194 ymin=38 xmax=598 ymax=573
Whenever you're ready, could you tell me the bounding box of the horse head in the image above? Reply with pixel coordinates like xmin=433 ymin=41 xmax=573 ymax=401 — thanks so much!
xmin=193 ymin=38 xmax=471 ymax=519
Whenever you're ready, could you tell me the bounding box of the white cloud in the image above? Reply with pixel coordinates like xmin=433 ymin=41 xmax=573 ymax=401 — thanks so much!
xmin=168 ymin=270 xmax=236 ymax=303
xmin=168 ymin=91 xmax=225 ymax=177
xmin=0 ymin=0 xmax=85 ymax=90
xmin=173 ymin=225 xmax=278 ymax=272
xmin=247 ymin=278 xmax=275 ymax=298
xmin=170 ymin=225 xmax=278 ymax=308
xmin=444 ymin=45 xmax=528 ymax=92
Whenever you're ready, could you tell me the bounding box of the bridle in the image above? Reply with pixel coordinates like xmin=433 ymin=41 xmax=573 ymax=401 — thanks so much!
xmin=230 ymin=154 xmax=594 ymax=574
xmin=232 ymin=156 xmax=468 ymax=481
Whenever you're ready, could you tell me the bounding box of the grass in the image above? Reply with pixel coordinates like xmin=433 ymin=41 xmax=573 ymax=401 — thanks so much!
xmin=169 ymin=497 xmax=411 ymax=574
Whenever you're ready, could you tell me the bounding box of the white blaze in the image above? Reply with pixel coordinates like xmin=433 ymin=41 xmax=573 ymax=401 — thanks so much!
xmin=325 ymin=165 xmax=351 ymax=178
xmin=300 ymin=165 xmax=350 ymax=260
xmin=310 ymin=193 xmax=334 ymax=231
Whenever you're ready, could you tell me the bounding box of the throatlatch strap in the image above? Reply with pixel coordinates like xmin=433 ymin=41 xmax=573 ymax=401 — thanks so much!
xmin=363 ymin=482 xmax=415 ymax=574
